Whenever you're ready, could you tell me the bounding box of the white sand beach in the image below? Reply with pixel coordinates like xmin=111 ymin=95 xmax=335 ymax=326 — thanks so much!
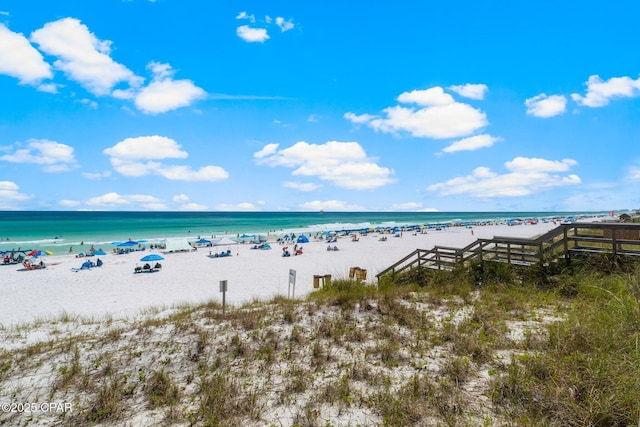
xmin=0 ymin=221 xmax=563 ymax=329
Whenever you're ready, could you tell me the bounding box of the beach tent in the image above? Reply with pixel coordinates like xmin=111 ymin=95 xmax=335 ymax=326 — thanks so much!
xmin=162 ymin=238 xmax=193 ymax=253
xmin=214 ymin=237 xmax=238 ymax=246
xmin=296 ymin=235 xmax=309 ymax=243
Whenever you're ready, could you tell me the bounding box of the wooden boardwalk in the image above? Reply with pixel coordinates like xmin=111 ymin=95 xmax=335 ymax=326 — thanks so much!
xmin=376 ymin=222 xmax=640 ymax=279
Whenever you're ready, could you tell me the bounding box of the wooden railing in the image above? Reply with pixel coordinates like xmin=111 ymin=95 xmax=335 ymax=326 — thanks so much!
xmin=376 ymin=222 xmax=640 ymax=279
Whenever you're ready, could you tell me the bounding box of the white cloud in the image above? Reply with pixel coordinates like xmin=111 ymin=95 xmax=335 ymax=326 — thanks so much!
xmin=86 ymin=192 xmax=167 ymax=210
xmin=179 ymin=202 xmax=208 ymax=211
xmin=0 ymin=181 xmax=33 ymax=209
xmin=236 ymin=11 xmax=256 ymax=23
xmin=447 ymin=84 xmax=488 ymax=100
xmin=629 ymin=166 xmax=640 ymax=181
xmin=30 ymin=18 xmax=142 ymax=96
xmin=307 ymin=114 xmax=321 ymax=123
xmin=0 ymin=23 xmax=52 ymax=85
xmin=157 ymin=165 xmax=228 ymax=181
xmin=275 ymin=17 xmax=294 ymax=32
xmin=427 ymin=156 xmax=581 ymax=198
xmin=86 ymin=192 xmax=130 ymax=206
xmin=525 ymin=93 xmax=567 ymax=118
xmin=346 ymin=86 xmax=488 ymax=139
xmin=397 ymin=87 xmax=455 ymax=106
xmin=0 ymin=11 xmax=9 ymax=16
xmin=0 ymin=139 xmax=78 ymax=172
xmin=58 ymin=199 xmax=81 ymax=208
xmin=387 ymin=202 xmax=438 ymax=212
xmin=298 ymin=200 xmax=365 ymax=211
xmin=237 ymin=25 xmax=269 ymax=43
xmin=82 ymin=171 xmax=111 ymax=180
xmin=173 ymin=194 xmax=191 ymax=203
xmin=104 ymin=135 xmax=228 ymax=182
xmin=571 ymin=74 xmax=640 ymax=107
xmin=442 ymin=134 xmax=501 ymax=153
xmin=134 ymin=62 xmax=206 ymax=114
xmin=104 ymin=135 xmax=187 ymax=160
xmin=216 ymin=202 xmax=259 ymax=211
xmin=253 ymin=143 xmax=279 ymax=159
xmin=504 ymin=157 xmax=576 ymax=172
xmin=255 ymin=140 xmax=395 ymax=190
xmin=389 ymin=202 xmax=423 ymax=211
xmin=343 ymin=112 xmax=377 ymax=124
xmin=284 ymin=181 xmax=322 ymax=192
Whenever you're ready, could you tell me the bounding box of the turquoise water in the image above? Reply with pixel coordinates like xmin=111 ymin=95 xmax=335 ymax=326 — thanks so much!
xmin=0 ymin=211 xmax=604 ymax=253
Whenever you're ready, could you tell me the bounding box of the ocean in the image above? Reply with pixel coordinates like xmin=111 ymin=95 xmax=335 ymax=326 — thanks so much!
xmin=0 ymin=210 xmax=605 ymax=254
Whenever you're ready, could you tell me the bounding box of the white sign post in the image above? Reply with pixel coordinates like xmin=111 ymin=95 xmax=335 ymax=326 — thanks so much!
xmin=288 ymin=269 xmax=296 ymax=299
xmin=220 ymin=280 xmax=228 ymax=315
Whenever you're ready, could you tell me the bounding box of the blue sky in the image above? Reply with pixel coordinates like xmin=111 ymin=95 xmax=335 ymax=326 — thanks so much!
xmin=1 ymin=1 xmax=639 ymax=212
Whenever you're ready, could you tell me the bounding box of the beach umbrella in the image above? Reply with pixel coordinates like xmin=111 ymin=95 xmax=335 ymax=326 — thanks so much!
xmin=91 ymin=249 xmax=107 ymax=256
xmin=28 ymin=249 xmax=53 ymax=257
xmin=140 ymin=253 xmax=164 ymax=262
xmin=195 ymin=238 xmax=211 ymax=244
xmin=118 ymin=241 xmax=137 ymax=247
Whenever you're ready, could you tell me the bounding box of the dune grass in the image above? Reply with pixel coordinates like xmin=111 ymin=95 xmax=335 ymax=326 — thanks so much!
xmin=1 ymin=257 xmax=639 ymax=426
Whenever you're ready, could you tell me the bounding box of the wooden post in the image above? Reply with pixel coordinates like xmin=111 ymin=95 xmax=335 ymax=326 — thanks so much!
xmin=611 ymin=228 xmax=617 ymax=258
xmin=289 ymin=269 xmax=296 ymax=299
xmin=563 ymin=227 xmax=569 ymax=265
xmin=219 ymin=280 xmax=227 ymax=315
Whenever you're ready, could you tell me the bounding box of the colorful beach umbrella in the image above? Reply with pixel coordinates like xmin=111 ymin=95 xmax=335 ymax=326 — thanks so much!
xmin=28 ymin=249 xmax=53 ymax=257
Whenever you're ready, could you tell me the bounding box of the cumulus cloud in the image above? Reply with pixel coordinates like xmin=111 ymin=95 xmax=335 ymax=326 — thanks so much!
xmin=104 ymin=135 xmax=187 ymax=160
xmin=447 ymin=83 xmax=488 ymax=100
xmin=525 ymin=93 xmax=567 ymax=118
xmin=104 ymin=135 xmax=228 ymax=182
xmin=0 ymin=23 xmax=52 ymax=86
xmin=237 ymin=25 xmax=269 ymax=43
xmin=0 ymin=139 xmax=78 ymax=172
xmin=345 ymin=86 xmax=488 ymax=139
xmin=0 ymin=181 xmax=33 ymax=209
xmin=86 ymin=192 xmax=167 ymax=210
xmin=30 ymin=18 xmax=142 ymax=96
xmin=235 ymin=11 xmax=295 ymax=42
xmin=571 ymin=74 xmax=640 ymax=107
xmin=283 ymin=181 xmax=322 ymax=192
xmin=441 ymin=134 xmax=501 ymax=153
xmin=397 ymin=87 xmax=455 ymax=106
xmin=298 ymin=200 xmax=364 ymax=211
xmin=134 ymin=62 xmax=206 ymax=114
xmin=254 ymin=140 xmax=395 ymax=190
xmin=275 ymin=17 xmax=294 ymax=32
xmin=427 ymin=157 xmax=581 ymax=198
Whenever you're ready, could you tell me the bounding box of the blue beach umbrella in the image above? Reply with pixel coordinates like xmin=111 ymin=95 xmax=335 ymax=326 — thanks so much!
xmin=118 ymin=241 xmax=137 ymax=247
xmin=91 ymin=249 xmax=107 ymax=255
xmin=140 ymin=253 xmax=164 ymax=262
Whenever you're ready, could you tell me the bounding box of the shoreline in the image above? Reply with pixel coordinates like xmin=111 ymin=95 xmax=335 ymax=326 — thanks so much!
xmin=0 ymin=219 xmax=600 ymax=330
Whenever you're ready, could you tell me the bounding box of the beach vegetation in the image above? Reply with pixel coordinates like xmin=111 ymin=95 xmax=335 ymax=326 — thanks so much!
xmin=1 ymin=260 xmax=640 ymax=426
